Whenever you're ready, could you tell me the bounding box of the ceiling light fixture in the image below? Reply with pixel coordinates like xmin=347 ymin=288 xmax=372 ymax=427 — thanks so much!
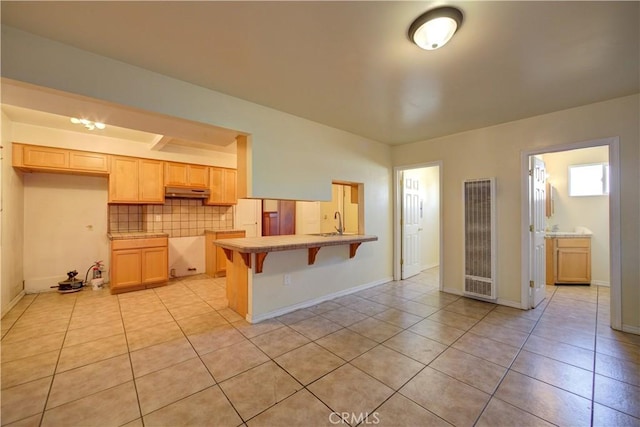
xmin=409 ymin=6 xmax=463 ymax=51
xmin=70 ymin=117 xmax=106 ymax=131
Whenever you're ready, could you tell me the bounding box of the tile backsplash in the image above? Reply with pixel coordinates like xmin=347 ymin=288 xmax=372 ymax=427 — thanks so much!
xmin=109 ymin=199 xmax=234 ymax=237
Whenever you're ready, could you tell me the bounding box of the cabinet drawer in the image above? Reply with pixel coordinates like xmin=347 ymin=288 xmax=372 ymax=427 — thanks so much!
xmin=111 ymin=237 xmax=167 ymax=250
xmin=556 ymin=238 xmax=590 ymax=248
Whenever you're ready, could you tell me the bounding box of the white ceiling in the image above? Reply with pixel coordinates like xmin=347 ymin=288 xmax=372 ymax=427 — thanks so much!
xmin=1 ymin=1 xmax=638 ymax=146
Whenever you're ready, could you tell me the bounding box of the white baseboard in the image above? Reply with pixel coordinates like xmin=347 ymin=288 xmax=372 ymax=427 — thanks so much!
xmin=1 ymin=290 xmax=26 ymax=318
xmin=592 ymin=280 xmax=610 ymax=287
xmin=25 ymin=275 xmax=66 ymax=293
xmin=622 ymin=324 xmax=640 ymax=335
xmin=444 ymin=286 xmax=523 ymax=310
xmin=442 ymin=286 xmax=463 ymax=296
xmin=421 ymin=263 xmax=439 ymax=271
xmin=247 ymin=276 xmax=393 ymax=324
xmin=497 ymin=298 xmax=525 ymax=309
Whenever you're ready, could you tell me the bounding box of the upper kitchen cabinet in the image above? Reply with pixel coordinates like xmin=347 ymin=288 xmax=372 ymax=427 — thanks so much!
xmin=109 ymin=156 xmax=164 ymax=204
xmin=12 ymin=143 xmax=109 ymax=176
xmin=164 ymin=162 xmax=209 ymax=187
xmin=207 ymin=167 xmax=237 ymax=205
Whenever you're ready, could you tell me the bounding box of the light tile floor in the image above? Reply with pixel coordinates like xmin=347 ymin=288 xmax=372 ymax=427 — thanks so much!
xmin=1 ymin=269 xmax=639 ymax=426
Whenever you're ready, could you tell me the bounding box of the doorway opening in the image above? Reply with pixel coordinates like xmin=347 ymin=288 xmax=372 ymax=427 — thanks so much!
xmin=393 ymin=163 xmax=443 ymax=287
xmin=522 ymin=137 xmax=620 ymax=329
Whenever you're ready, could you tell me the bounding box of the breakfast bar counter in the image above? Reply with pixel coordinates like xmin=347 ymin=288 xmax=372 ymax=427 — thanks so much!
xmin=213 ymin=234 xmax=378 ymax=319
xmin=214 ymin=234 xmax=378 ymax=271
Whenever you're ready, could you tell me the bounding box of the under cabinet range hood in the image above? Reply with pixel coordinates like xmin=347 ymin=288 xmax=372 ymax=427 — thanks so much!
xmin=165 ymin=186 xmax=210 ymax=199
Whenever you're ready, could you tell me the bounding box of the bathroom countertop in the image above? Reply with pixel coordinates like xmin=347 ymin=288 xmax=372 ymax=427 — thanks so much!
xmin=546 ymin=231 xmax=592 ymax=237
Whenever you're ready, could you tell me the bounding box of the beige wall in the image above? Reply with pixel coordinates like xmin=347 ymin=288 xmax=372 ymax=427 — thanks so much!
xmin=23 ymin=173 xmax=110 ymax=292
xmin=392 ymin=95 xmax=639 ymax=331
xmin=543 ymin=146 xmax=610 ymax=285
xmin=1 ymin=113 xmax=25 ymax=314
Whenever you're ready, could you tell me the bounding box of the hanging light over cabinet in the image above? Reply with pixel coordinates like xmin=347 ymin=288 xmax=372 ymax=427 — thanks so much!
xmin=409 ymin=6 xmax=463 ymax=50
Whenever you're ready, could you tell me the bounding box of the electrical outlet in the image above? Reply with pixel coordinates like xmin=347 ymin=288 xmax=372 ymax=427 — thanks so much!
xmin=283 ymin=274 xmax=292 ymax=286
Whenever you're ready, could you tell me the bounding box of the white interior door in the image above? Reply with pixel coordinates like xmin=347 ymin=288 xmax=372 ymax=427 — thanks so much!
xmin=402 ymin=174 xmax=421 ymax=279
xmin=235 ymin=199 xmax=260 ymax=237
xmin=530 ymin=156 xmax=547 ymax=308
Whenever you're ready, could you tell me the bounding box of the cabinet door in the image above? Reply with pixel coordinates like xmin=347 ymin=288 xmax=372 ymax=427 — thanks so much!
xmin=139 ymin=159 xmax=165 ymax=203
xmin=207 ymin=167 xmax=237 ymax=205
xmin=22 ymin=145 xmax=69 ymax=169
xmin=556 ymin=248 xmax=591 ymax=283
xmin=188 ymin=165 xmax=209 ymax=187
xmin=109 ymin=156 xmax=139 ymax=202
xmin=69 ymin=151 xmax=109 ymax=173
xmin=141 ymin=246 xmax=168 ymax=284
xmin=223 ymin=169 xmax=237 ymax=204
xmin=545 ymin=238 xmax=555 ymax=285
xmin=165 ymin=162 xmax=189 ymax=186
xmin=111 ymin=249 xmax=142 ymax=289
xmin=207 ymin=167 xmax=224 ymax=205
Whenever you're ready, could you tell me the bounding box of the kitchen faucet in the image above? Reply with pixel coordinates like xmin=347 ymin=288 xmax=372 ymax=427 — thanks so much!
xmin=334 ymin=211 xmax=343 ymax=235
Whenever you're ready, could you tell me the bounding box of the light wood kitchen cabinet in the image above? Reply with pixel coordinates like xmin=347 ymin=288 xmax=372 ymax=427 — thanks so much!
xmin=110 ymin=237 xmax=168 ymax=293
xmin=546 ymin=236 xmax=591 ymax=284
xmin=207 ymin=167 xmax=237 ymax=205
xmin=109 ymin=156 xmax=164 ymax=204
xmin=165 ymin=162 xmax=209 ymax=187
xmin=205 ymin=230 xmax=245 ymax=277
xmin=13 ymin=143 xmax=109 ymax=175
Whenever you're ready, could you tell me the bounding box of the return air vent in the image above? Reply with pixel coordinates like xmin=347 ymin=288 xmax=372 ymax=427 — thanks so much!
xmin=463 ymin=178 xmax=497 ymax=301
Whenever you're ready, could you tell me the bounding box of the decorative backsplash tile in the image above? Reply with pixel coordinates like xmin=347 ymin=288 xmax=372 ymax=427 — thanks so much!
xmin=109 ymin=199 xmax=233 ymax=237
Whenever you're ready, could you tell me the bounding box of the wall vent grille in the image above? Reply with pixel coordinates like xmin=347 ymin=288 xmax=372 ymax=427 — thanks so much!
xmin=463 ymin=178 xmax=497 ymax=300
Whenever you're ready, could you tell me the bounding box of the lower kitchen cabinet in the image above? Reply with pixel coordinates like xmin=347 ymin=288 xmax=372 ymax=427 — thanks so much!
xmin=205 ymin=230 xmax=246 ymax=277
xmin=546 ymin=236 xmax=591 ymax=285
xmin=110 ymin=237 xmax=168 ymax=293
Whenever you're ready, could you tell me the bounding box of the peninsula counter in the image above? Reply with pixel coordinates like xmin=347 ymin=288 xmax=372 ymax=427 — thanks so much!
xmin=213 ymin=234 xmax=378 ymax=320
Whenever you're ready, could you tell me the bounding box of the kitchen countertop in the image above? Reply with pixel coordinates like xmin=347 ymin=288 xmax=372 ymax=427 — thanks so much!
xmin=204 ymin=229 xmax=246 ymax=234
xmin=108 ymin=231 xmax=169 ymax=240
xmin=213 ymin=234 xmax=378 ymax=253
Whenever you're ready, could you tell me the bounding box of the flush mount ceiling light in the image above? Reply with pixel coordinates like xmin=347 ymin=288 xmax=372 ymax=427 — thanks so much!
xmin=70 ymin=117 xmax=106 ymax=131
xmin=409 ymin=6 xmax=463 ymax=50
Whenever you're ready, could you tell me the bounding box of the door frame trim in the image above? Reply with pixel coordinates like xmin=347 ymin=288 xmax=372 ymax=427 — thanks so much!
xmin=520 ymin=137 xmax=621 ymax=330
xmin=393 ymin=161 xmax=443 ymax=290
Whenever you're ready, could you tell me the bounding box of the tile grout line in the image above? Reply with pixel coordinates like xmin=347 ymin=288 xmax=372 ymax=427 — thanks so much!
xmin=590 ymin=286 xmax=601 ymax=427
xmin=148 ymin=278 xmax=247 ymax=425
xmin=468 ymin=286 xmax=559 ymax=427
xmin=115 ymin=290 xmax=148 ymax=427
xmin=33 ymin=291 xmax=79 ymax=427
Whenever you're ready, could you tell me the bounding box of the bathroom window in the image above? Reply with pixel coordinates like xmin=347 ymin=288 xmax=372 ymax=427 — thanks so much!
xmin=569 ymin=163 xmax=609 ymax=196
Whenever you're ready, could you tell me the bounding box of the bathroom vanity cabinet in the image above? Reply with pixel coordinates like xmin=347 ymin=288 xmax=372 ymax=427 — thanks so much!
xmin=546 ymin=236 xmax=591 ymax=285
